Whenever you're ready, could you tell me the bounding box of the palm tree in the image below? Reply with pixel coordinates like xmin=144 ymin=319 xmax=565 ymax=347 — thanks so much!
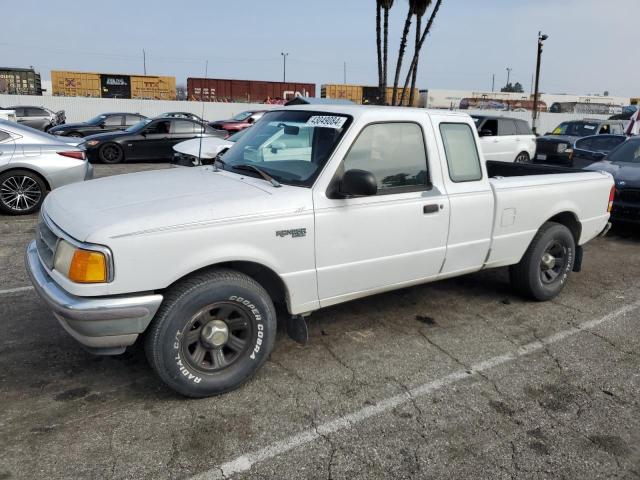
xmin=399 ymin=0 xmax=443 ymax=105
xmin=378 ymin=0 xmax=394 ymax=104
xmin=391 ymin=0 xmax=418 ymax=105
xmin=408 ymin=0 xmax=431 ymax=106
xmin=376 ymin=0 xmax=383 ymax=97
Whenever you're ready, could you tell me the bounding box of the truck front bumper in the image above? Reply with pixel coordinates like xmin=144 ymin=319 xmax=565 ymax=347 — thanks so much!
xmin=26 ymin=241 xmax=163 ymax=355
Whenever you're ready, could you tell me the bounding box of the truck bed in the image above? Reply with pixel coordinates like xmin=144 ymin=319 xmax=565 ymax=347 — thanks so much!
xmin=486 ymin=160 xmax=579 ymax=178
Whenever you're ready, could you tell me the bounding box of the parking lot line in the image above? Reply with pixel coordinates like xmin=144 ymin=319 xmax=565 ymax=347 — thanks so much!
xmin=191 ymin=300 xmax=640 ymax=480
xmin=0 ymin=286 xmax=34 ymax=295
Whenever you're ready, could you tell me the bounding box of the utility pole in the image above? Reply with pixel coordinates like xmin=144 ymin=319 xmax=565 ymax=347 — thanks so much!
xmin=143 ymin=49 xmax=147 ymax=75
xmin=491 ymin=74 xmax=495 ymax=92
xmin=344 ymin=61 xmax=347 ymax=85
xmin=505 ymin=67 xmax=512 ymax=89
xmin=281 ymin=52 xmax=289 ymax=83
xmin=532 ymin=32 xmax=549 ymax=134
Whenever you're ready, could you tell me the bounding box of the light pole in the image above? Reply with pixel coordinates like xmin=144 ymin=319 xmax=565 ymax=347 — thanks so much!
xmin=506 ymin=67 xmax=512 ymax=89
xmin=281 ymin=52 xmax=289 ymax=83
xmin=532 ymin=32 xmax=548 ymax=134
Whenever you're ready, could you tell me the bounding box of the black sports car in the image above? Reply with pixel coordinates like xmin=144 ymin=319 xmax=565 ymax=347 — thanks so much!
xmin=569 ymin=134 xmax=627 ymax=168
xmin=585 ymin=137 xmax=640 ymax=224
xmin=82 ymin=117 xmax=220 ymax=163
xmin=49 ymin=112 xmax=147 ymax=138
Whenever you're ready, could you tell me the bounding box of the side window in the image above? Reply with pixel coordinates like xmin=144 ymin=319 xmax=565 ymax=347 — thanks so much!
xmin=13 ymin=108 xmax=25 ymax=117
xmin=610 ymin=123 xmax=623 ymax=135
xmin=342 ymin=122 xmax=429 ymax=194
xmin=125 ymin=115 xmax=142 ymax=125
xmin=481 ymin=119 xmax=498 ymax=136
xmin=0 ymin=130 xmax=11 ymax=142
xmin=498 ymin=119 xmax=517 ymax=136
xmin=516 ymin=120 xmax=532 ymax=135
xmin=575 ymin=138 xmax=594 ymax=151
xmin=103 ymin=115 xmax=123 ymax=126
xmin=27 ymin=107 xmax=47 ymax=117
xmin=440 ymin=123 xmax=483 ymax=183
xmin=172 ymin=120 xmax=200 ymax=134
xmin=145 ymin=121 xmax=171 ymax=134
xmin=598 ymin=123 xmax=611 ymax=135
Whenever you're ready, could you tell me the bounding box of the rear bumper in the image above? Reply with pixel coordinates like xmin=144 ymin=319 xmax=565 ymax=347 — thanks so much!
xmin=26 ymin=241 xmax=163 ymax=355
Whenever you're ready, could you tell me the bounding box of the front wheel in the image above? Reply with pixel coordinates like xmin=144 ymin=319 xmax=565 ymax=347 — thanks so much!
xmin=515 ymin=151 xmax=530 ymax=163
xmin=144 ymin=269 xmax=277 ymax=398
xmin=510 ymin=222 xmax=575 ymax=301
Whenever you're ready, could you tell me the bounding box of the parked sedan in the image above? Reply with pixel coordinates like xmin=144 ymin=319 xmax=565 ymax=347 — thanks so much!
xmin=208 ymin=110 xmax=266 ymax=135
xmin=569 ymin=135 xmax=628 ymax=168
xmin=171 ymin=129 xmax=247 ymax=167
xmin=5 ymin=106 xmax=65 ymax=131
xmin=83 ymin=117 xmax=220 ymax=164
xmin=49 ymin=112 xmax=147 ymax=138
xmin=0 ymin=119 xmax=92 ymax=215
xmin=584 ymin=137 xmax=640 ymax=224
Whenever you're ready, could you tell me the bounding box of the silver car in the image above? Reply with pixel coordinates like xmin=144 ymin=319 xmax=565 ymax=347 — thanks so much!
xmin=5 ymin=105 xmax=66 ymax=131
xmin=0 ymin=119 xmax=93 ymax=215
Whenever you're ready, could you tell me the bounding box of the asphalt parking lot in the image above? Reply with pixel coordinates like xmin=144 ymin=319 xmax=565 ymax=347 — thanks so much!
xmin=0 ymin=163 xmax=639 ymax=480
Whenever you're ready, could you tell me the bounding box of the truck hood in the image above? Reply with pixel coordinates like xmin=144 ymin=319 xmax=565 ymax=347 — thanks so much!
xmin=537 ymin=135 xmax=579 ymax=144
xmin=43 ymin=167 xmax=300 ymax=242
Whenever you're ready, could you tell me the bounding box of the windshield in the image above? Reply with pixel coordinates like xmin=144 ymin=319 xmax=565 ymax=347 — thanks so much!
xmin=125 ymin=118 xmax=152 ymax=132
xmin=232 ymin=111 xmax=253 ymax=121
xmin=227 ymin=129 xmax=248 ymax=143
xmin=607 ymin=140 xmax=640 ymax=164
xmin=86 ymin=115 xmax=107 ymax=125
xmin=220 ymin=110 xmax=351 ymax=187
xmin=551 ymin=121 xmax=599 ymax=136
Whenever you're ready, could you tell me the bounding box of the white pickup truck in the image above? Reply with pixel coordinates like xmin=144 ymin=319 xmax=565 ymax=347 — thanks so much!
xmin=26 ymin=105 xmax=614 ymax=397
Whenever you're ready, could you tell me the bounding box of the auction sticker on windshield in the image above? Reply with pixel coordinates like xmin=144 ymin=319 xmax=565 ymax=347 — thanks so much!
xmin=306 ymin=116 xmax=347 ymax=129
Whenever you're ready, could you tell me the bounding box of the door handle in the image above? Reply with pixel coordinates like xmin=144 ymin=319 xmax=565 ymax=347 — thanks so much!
xmin=423 ymin=204 xmax=440 ymax=214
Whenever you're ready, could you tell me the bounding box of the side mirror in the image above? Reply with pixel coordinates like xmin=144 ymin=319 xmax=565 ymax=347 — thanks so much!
xmin=340 ymin=169 xmax=377 ymax=197
xmin=480 ymin=129 xmax=494 ymax=137
xmin=247 ymin=117 xmax=255 ymax=124
xmin=99 ymin=123 xmax=106 ymax=128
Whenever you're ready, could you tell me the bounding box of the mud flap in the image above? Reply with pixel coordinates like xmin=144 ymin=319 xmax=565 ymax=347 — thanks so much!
xmin=573 ymin=246 xmax=583 ymax=273
xmin=286 ymin=315 xmax=309 ymax=345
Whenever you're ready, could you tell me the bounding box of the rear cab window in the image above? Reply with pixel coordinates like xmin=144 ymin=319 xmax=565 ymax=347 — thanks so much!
xmin=439 ymin=123 xmax=483 ymax=182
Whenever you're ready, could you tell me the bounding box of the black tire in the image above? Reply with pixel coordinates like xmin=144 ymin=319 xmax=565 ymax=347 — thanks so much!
xmin=0 ymin=169 xmax=47 ymax=215
xmin=144 ymin=269 xmax=277 ymax=398
xmin=510 ymin=222 xmax=575 ymax=301
xmin=515 ymin=151 xmax=530 ymax=163
xmin=67 ymin=132 xmax=84 ymax=138
xmin=98 ymin=143 xmax=124 ymax=164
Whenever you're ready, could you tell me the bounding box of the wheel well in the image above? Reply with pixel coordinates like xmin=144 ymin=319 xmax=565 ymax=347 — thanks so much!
xmin=547 ymin=212 xmax=581 ymax=243
xmin=169 ymin=261 xmax=289 ymax=313
xmin=1 ymin=168 xmax=51 ymax=191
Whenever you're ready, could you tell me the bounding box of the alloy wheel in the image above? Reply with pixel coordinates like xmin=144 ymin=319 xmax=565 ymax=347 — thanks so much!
xmin=0 ymin=175 xmax=42 ymax=212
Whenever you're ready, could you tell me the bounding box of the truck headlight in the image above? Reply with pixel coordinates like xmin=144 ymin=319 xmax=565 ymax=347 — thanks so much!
xmin=53 ymin=239 xmax=108 ymax=283
xmin=557 ymin=143 xmax=569 ymax=153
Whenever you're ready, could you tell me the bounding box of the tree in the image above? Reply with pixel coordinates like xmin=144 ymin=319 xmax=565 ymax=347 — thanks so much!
xmin=391 ymin=1 xmax=417 ymax=105
xmin=377 ymin=0 xmax=394 ymax=104
xmin=399 ymin=0 xmax=443 ymax=105
xmin=409 ymin=0 xmax=431 ymax=106
xmin=501 ymin=82 xmax=524 ymax=93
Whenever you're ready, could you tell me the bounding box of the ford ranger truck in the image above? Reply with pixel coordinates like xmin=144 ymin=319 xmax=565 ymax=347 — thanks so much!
xmin=26 ymin=106 xmax=615 ymax=398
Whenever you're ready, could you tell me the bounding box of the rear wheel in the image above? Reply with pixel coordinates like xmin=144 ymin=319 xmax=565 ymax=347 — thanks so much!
xmin=515 ymin=151 xmax=530 ymax=163
xmin=99 ymin=143 xmax=124 ymax=164
xmin=144 ymin=269 xmax=277 ymax=398
xmin=0 ymin=169 xmax=46 ymax=215
xmin=510 ymin=222 xmax=575 ymax=301
xmin=67 ymin=132 xmax=84 ymax=138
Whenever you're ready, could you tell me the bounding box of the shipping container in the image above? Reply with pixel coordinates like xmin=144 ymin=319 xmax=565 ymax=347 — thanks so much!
xmin=52 ymin=71 xmax=101 ymax=97
xmin=0 ymin=67 xmax=42 ymax=95
xmin=187 ymin=78 xmax=315 ymax=103
xmin=322 ymin=84 xmax=419 ymax=106
xmin=51 ymin=70 xmax=176 ymax=99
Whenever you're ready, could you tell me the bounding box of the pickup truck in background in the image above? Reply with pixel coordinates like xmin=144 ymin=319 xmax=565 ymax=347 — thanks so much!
xmin=26 ymin=105 xmax=614 ymax=398
xmin=471 ymin=115 xmax=536 ymax=163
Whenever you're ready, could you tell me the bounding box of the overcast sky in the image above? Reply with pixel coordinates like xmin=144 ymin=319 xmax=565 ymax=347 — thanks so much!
xmin=2 ymin=0 xmax=637 ymax=97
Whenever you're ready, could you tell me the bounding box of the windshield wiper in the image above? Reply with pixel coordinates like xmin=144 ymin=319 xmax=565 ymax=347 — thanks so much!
xmin=231 ymin=164 xmax=281 ymax=188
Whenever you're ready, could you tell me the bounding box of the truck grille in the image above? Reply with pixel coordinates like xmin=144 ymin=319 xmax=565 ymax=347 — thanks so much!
xmin=618 ymin=189 xmax=640 ymax=204
xmin=35 ymin=217 xmax=59 ymax=270
xmin=536 ymin=140 xmax=560 ymax=156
